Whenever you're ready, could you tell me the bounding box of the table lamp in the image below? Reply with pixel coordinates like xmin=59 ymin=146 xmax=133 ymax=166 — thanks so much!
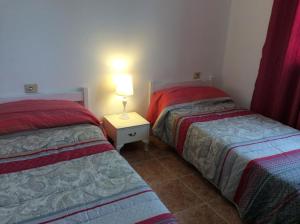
xmin=115 ymin=74 xmax=134 ymax=119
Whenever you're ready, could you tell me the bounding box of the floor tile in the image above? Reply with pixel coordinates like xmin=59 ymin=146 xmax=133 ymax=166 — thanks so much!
xmin=149 ymin=135 xmax=170 ymax=148
xmin=151 ymin=179 xmax=204 ymax=213
xmin=131 ymin=159 xmax=177 ymax=185
xmin=208 ymin=196 xmax=243 ymax=224
xmin=120 ymin=141 xmax=154 ymax=163
xmin=175 ymin=204 xmax=227 ymax=224
xmin=158 ymin=154 xmax=197 ymax=177
xmin=148 ymin=143 xmax=176 ymax=159
xmin=181 ymin=174 xmax=220 ymax=202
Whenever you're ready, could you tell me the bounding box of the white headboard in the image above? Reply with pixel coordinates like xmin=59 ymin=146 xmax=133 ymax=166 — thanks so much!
xmin=0 ymin=87 xmax=89 ymax=107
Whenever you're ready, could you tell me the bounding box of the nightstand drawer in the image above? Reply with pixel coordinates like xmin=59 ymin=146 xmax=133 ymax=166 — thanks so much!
xmin=117 ymin=125 xmax=149 ymax=144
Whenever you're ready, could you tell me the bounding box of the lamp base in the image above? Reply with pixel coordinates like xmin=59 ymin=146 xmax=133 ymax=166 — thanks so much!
xmin=119 ymin=96 xmax=130 ymax=120
xmin=119 ymin=113 xmax=130 ymax=120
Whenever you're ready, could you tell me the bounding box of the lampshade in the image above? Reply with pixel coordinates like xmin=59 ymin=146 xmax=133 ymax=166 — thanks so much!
xmin=115 ymin=74 xmax=134 ymax=96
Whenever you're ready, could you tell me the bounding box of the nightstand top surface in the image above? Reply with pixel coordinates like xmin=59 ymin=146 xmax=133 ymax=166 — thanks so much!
xmin=103 ymin=112 xmax=149 ymax=129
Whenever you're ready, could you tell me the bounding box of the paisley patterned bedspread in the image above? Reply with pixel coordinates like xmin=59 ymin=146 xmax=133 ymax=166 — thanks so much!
xmin=153 ymin=98 xmax=300 ymax=224
xmin=0 ymin=124 xmax=175 ymax=224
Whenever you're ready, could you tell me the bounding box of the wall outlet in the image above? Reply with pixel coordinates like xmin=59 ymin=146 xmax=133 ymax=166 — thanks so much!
xmin=24 ymin=84 xmax=38 ymax=93
xmin=193 ymin=72 xmax=201 ymax=80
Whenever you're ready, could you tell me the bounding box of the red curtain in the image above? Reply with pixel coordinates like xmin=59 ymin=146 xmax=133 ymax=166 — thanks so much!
xmin=251 ymin=0 xmax=300 ymax=130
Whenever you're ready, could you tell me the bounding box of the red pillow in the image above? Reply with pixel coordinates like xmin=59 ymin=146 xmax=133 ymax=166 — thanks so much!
xmin=147 ymin=86 xmax=228 ymax=125
xmin=0 ymin=100 xmax=100 ymax=135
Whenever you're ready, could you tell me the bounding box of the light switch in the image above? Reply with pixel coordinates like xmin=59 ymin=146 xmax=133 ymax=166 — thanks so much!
xmin=24 ymin=84 xmax=38 ymax=93
xmin=193 ymin=72 xmax=201 ymax=80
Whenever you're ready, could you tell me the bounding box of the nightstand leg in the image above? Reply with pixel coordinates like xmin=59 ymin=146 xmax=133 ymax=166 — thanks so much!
xmin=142 ymin=139 xmax=149 ymax=151
xmin=115 ymin=144 xmax=123 ymax=152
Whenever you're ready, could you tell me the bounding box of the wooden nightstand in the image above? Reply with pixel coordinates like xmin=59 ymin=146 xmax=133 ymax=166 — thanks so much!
xmin=103 ymin=112 xmax=150 ymax=151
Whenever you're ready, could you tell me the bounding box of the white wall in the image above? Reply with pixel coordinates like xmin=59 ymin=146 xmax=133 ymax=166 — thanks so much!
xmin=0 ymin=0 xmax=231 ymax=116
xmin=221 ymin=0 xmax=273 ymax=108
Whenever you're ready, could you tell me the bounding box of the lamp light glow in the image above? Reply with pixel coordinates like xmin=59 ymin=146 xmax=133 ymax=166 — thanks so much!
xmin=111 ymin=59 xmax=129 ymax=72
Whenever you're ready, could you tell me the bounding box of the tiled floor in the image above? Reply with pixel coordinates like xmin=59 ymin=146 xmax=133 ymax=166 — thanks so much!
xmin=120 ymin=136 xmax=243 ymax=224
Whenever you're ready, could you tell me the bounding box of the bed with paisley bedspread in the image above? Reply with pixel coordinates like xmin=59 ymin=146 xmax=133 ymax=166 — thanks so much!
xmin=0 ymin=100 xmax=176 ymax=224
xmin=148 ymin=85 xmax=300 ymax=224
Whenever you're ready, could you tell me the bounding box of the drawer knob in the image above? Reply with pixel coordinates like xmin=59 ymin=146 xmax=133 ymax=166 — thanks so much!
xmin=129 ymin=132 xmax=137 ymax=137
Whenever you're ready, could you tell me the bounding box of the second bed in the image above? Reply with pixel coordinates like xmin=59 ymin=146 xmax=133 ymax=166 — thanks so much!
xmin=148 ymin=84 xmax=300 ymax=224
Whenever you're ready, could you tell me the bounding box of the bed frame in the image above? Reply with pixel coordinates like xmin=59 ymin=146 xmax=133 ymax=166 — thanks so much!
xmin=0 ymin=87 xmax=89 ymax=107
